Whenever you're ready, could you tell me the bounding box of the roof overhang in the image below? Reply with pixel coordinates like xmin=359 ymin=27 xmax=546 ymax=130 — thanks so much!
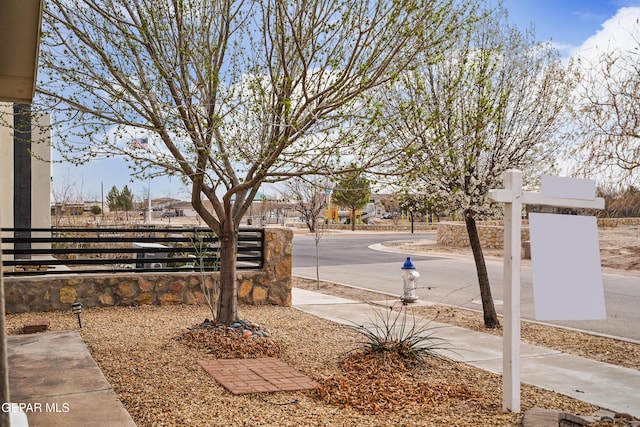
xmin=0 ymin=0 xmax=43 ymax=103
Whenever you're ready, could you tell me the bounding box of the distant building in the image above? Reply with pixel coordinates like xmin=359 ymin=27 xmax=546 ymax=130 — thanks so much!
xmin=150 ymin=197 xmax=183 ymax=211
xmin=50 ymin=201 xmax=104 ymax=217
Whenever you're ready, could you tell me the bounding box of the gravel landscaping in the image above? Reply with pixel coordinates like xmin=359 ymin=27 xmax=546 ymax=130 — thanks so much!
xmin=6 ymin=276 xmax=638 ymax=426
xmin=4 ymin=225 xmax=638 ymax=426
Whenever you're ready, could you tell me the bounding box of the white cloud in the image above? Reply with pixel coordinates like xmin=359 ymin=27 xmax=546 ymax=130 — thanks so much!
xmin=549 ymin=41 xmax=576 ymax=58
xmin=563 ymin=7 xmax=640 ymax=185
xmin=571 ymin=7 xmax=640 ymax=61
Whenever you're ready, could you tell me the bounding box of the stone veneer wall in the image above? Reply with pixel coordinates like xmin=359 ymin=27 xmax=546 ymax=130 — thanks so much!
xmin=437 ymin=221 xmax=530 ymax=249
xmin=437 ymin=217 xmax=640 ymax=248
xmin=287 ymin=223 xmax=437 ymax=232
xmin=597 ymin=217 xmax=640 ymax=227
xmin=4 ymin=228 xmax=292 ymax=314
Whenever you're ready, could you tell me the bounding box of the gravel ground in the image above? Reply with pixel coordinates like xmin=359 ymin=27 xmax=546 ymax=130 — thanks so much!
xmin=4 ymin=225 xmax=638 ymax=426
xmin=5 ymin=280 xmax=637 ymax=427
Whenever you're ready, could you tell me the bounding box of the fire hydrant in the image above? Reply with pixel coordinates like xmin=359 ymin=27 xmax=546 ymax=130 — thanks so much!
xmin=400 ymin=257 xmax=420 ymax=304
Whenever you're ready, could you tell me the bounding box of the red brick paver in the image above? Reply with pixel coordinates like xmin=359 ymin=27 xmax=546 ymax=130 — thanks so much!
xmin=198 ymin=357 xmax=319 ymax=395
xmin=22 ymin=318 xmax=50 ymax=334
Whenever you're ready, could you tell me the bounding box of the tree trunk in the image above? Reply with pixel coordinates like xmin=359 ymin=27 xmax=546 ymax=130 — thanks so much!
xmin=410 ymin=211 xmax=414 ymax=234
xmin=350 ymin=208 xmax=356 ymax=231
xmin=315 ymin=236 xmax=320 ymax=290
xmin=216 ymin=226 xmax=238 ymax=325
xmin=465 ymin=213 xmax=500 ymax=328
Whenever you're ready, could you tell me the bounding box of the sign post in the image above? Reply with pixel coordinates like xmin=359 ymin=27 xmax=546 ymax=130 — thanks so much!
xmin=488 ymin=170 xmax=523 ymax=413
xmin=488 ymin=169 xmax=605 ymax=413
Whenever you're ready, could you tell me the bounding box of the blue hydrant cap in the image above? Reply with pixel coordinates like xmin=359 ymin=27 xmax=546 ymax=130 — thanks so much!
xmin=401 ymin=257 xmax=416 ymax=270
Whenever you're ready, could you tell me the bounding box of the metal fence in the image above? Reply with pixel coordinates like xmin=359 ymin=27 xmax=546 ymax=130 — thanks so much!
xmin=1 ymin=227 xmax=264 ymax=276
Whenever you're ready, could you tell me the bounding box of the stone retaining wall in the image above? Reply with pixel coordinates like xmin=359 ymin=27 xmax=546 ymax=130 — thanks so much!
xmin=597 ymin=217 xmax=640 ymax=227
xmin=437 ymin=217 xmax=640 ymax=248
xmin=288 ymin=223 xmax=437 ymax=232
xmin=4 ymin=228 xmax=292 ymax=314
xmin=437 ymin=221 xmax=530 ymax=249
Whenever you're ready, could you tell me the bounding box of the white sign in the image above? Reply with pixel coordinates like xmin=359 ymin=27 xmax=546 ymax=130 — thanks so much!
xmin=488 ymin=170 xmax=605 ymax=414
xmin=529 ymin=213 xmax=606 ymax=320
xmin=541 ymin=175 xmax=596 ymax=200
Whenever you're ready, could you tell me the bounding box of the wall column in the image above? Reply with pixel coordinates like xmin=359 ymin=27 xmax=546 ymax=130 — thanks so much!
xmin=13 ymin=104 xmax=31 ymax=259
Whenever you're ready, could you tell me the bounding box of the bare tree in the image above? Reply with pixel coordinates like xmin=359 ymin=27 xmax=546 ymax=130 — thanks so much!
xmin=36 ymin=0 xmax=464 ymax=325
xmin=375 ymin=5 xmax=572 ymax=328
xmin=381 ymin=195 xmax=402 ymax=225
xmin=570 ymin=23 xmax=640 ymax=185
xmin=287 ymin=177 xmax=328 ymax=288
xmin=51 ymin=172 xmax=74 ymax=227
xmin=597 ymin=185 xmax=640 ymax=218
xmin=51 ymin=168 xmax=85 ymax=227
xmin=288 ymin=177 xmax=327 ymax=233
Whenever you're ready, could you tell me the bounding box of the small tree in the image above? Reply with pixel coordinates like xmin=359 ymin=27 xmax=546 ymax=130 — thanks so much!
xmin=375 ymin=5 xmax=572 ymax=328
xmin=106 ymin=185 xmax=135 ymax=221
xmin=106 ymin=186 xmax=121 ymax=213
xmin=288 ymin=178 xmax=327 ymax=233
xmin=287 ymin=177 xmax=328 ymax=288
xmin=399 ymin=192 xmax=441 ymax=232
xmin=120 ymin=185 xmax=134 ymax=212
xmin=192 ymin=231 xmax=220 ymax=323
xmin=333 ymin=171 xmax=371 ymax=231
xmin=51 ymin=168 xmax=85 ymax=227
xmin=37 ymin=0 xmax=468 ymax=325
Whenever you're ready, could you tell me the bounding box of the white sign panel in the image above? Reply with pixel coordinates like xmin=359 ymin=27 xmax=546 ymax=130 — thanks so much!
xmin=541 ymin=176 xmax=596 ymax=200
xmin=529 ymin=213 xmax=606 ymax=320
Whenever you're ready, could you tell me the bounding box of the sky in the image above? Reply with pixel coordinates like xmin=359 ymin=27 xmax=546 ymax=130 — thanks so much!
xmin=503 ymin=0 xmax=640 ymax=51
xmin=50 ymin=0 xmax=640 ymax=202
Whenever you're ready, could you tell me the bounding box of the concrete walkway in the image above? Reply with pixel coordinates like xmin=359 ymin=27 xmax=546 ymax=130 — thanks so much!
xmin=7 ymin=330 xmax=136 ymax=427
xmin=292 ymin=287 xmax=640 ymax=418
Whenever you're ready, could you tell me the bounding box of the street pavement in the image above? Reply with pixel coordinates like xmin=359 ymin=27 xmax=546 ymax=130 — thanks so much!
xmin=292 ymin=231 xmax=640 ymax=342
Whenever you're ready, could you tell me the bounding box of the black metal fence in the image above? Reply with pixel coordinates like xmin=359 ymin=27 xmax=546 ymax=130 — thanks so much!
xmin=1 ymin=227 xmax=264 ymax=276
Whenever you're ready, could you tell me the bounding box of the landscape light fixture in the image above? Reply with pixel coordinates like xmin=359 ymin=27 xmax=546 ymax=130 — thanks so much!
xmin=400 ymin=257 xmax=420 ymax=304
xmin=71 ymin=302 xmax=83 ymax=329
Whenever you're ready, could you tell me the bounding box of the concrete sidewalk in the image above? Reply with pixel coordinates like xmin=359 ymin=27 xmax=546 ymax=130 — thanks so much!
xmin=292 ymin=287 xmax=640 ymax=418
xmin=7 ymin=330 xmax=136 ymax=427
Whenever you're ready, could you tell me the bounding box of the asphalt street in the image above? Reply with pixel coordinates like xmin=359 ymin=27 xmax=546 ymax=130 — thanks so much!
xmin=292 ymin=231 xmax=640 ymax=342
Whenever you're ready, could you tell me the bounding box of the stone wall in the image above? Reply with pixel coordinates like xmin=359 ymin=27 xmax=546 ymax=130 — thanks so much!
xmin=437 ymin=221 xmax=530 ymax=249
xmin=288 ymin=223 xmax=437 ymax=232
xmin=4 ymin=228 xmax=292 ymax=314
xmin=437 ymin=217 xmax=640 ymax=248
xmin=597 ymin=217 xmax=640 ymax=227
